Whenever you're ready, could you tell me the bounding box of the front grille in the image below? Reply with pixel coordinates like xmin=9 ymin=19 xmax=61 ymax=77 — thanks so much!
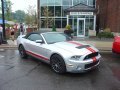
xmin=84 ymin=52 xmax=99 ymax=60
xmin=85 ymin=60 xmax=99 ymax=69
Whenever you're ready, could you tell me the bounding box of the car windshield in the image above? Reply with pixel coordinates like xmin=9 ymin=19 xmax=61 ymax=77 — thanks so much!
xmin=42 ymin=32 xmax=72 ymax=44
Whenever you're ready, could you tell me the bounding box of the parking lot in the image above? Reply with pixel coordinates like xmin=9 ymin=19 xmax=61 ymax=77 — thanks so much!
xmin=0 ymin=49 xmax=120 ymax=90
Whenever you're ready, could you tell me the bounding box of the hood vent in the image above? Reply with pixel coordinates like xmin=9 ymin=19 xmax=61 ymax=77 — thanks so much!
xmin=76 ymin=45 xmax=90 ymax=49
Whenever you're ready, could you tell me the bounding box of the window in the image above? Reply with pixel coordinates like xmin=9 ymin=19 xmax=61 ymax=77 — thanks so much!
xmin=69 ymin=18 xmax=73 ymax=27
xmin=41 ymin=6 xmax=48 ymax=17
xmin=41 ymin=6 xmax=54 ymax=17
xmin=41 ymin=19 xmax=45 ymax=28
xmin=55 ymin=6 xmax=61 ymax=17
xmin=62 ymin=18 xmax=67 ymax=28
xmin=55 ymin=18 xmax=61 ymax=28
xmin=48 ymin=6 xmax=54 ymax=17
xmin=80 ymin=0 xmax=87 ymax=5
xmin=40 ymin=0 xmax=47 ymax=6
xmin=89 ymin=19 xmax=94 ymax=30
xmin=88 ymin=0 xmax=95 ymax=7
xmin=62 ymin=6 xmax=70 ymax=16
xmin=73 ymin=17 xmax=77 ymax=33
xmin=63 ymin=0 xmax=72 ymax=6
xmin=55 ymin=0 xmax=62 ymax=6
xmin=86 ymin=18 xmax=94 ymax=30
xmin=48 ymin=18 xmax=54 ymax=28
xmin=69 ymin=0 xmax=72 ymax=6
xmin=41 ymin=18 xmax=54 ymax=28
xmin=27 ymin=34 xmax=43 ymax=41
xmin=73 ymin=0 xmax=79 ymax=5
xmin=48 ymin=0 xmax=55 ymax=6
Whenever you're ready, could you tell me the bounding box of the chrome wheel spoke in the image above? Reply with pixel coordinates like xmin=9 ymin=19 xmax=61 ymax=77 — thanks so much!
xmin=52 ymin=60 xmax=62 ymax=72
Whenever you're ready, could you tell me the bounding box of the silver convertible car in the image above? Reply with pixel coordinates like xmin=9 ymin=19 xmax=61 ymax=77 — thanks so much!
xmin=17 ymin=31 xmax=101 ymax=73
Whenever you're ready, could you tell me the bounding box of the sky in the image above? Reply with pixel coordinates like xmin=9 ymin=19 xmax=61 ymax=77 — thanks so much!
xmin=10 ymin=0 xmax=37 ymax=12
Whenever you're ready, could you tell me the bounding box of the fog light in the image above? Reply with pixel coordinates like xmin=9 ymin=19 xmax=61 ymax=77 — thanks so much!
xmin=67 ymin=64 xmax=73 ymax=67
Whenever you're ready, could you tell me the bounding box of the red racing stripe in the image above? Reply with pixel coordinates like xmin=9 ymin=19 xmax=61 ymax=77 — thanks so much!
xmin=92 ymin=57 xmax=97 ymax=62
xmin=87 ymin=47 xmax=97 ymax=62
xmin=68 ymin=41 xmax=97 ymax=62
xmin=26 ymin=50 xmax=49 ymax=61
xmin=86 ymin=47 xmax=96 ymax=53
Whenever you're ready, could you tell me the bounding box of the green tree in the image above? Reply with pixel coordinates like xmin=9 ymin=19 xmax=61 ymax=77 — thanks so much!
xmin=25 ymin=5 xmax=37 ymax=28
xmin=0 ymin=0 xmax=13 ymax=20
xmin=12 ymin=10 xmax=26 ymax=23
xmin=5 ymin=0 xmax=13 ymax=20
xmin=52 ymin=23 xmax=56 ymax=32
xmin=41 ymin=6 xmax=53 ymax=28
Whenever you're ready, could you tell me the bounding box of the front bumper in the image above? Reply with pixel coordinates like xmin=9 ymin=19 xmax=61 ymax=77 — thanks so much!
xmin=66 ymin=55 xmax=101 ymax=73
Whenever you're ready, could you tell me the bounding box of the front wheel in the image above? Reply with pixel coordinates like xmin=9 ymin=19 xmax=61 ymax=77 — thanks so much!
xmin=50 ymin=54 xmax=66 ymax=74
xmin=18 ymin=45 xmax=28 ymax=58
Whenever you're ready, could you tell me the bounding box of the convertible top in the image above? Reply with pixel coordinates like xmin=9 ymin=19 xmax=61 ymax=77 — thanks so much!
xmin=24 ymin=30 xmax=62 ymax=38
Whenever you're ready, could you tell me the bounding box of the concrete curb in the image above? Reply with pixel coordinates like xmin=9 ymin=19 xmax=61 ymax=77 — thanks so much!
xmin=0 ymin=45 xmax=112 ymax=53
xmin=0 ymin=45 xmax=17 ymax=49
xmin=99 ymin=50 xmax=112 ymax=53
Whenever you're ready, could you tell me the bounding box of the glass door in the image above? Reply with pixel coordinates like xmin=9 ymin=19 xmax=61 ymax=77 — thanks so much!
xmin=77 ymin=18 xmax=85 ymax=37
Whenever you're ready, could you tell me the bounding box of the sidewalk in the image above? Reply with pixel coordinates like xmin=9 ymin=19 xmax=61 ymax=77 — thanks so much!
xmin=0 ymin=38 xmax=113 ymax=52
xmin=0 ymin=40 xmax=17 ymax=49
xmin=73 ymin=37 xmax=113 ymax=52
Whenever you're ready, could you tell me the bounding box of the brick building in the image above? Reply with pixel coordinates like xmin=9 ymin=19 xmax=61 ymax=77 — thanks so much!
xmin=96 ymin=0 xmax=120 ymax=33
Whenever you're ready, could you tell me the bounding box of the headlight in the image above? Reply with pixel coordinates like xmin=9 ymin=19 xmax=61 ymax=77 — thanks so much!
xmin=70 ymin=56 xmax=81 ymax=60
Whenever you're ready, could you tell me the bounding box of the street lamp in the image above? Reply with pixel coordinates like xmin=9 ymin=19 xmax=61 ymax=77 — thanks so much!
xmin=1 ymin=0 xmax=7 ymax=43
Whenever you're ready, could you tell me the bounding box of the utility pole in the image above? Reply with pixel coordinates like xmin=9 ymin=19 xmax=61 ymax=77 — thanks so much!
xmin=1 ymin=0 xmax=7 ymax=43
xmin=37 ymin=0 xmax=40 ymax=30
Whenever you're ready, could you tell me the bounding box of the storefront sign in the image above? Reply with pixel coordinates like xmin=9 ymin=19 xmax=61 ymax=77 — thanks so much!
xmin=70 ymin=12 xmax=93 ymax=15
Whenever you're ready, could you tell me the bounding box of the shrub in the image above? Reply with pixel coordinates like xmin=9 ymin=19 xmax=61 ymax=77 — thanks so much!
xmin=97 ymin=28 xmax=114 ymax=38
xmin=104 ymin=28 xmax=111 ymax=32
xmin=52 ymin=24 xmax=56 ymax=32
xmin=97 ymin=32 xmax=114 ymax=38
xmin=65 ymin=25 xmax=71 ymax=30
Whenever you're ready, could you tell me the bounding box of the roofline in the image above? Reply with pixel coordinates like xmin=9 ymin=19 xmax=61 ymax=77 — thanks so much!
xmin=64 ymin=3 xmax=96 ymax=12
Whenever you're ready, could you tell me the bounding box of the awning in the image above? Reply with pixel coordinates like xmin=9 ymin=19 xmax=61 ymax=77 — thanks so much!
xmin=0 ymin=19 xmax=7 ymax=24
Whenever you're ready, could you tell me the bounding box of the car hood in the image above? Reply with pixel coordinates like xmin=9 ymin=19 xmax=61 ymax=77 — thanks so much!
xmin=50 ymin=41 xmax=98 ymax=55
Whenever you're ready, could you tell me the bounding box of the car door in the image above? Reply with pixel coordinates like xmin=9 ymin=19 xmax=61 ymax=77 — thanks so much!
xmin=25 ymin=34 xmax=49 ymax=62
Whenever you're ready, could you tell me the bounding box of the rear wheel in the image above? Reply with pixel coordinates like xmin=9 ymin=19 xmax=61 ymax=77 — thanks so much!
xmin=50 ymin=54 xmax=66 ymax=74
xmin=18 ymin=45 xmax=28 ymax=58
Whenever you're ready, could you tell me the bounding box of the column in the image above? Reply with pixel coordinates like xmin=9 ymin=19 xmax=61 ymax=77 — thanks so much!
xmin=94 ymin=15 xmax=96 ymax=31
xmin=67 ymin=15 xmax=69 ymax=25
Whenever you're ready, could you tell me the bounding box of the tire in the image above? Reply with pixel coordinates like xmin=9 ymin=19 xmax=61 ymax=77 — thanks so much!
xmin=50 ymin=54 xmax=66 ymax=74
xmin=18 ymin=45 xmax=28 ymax=58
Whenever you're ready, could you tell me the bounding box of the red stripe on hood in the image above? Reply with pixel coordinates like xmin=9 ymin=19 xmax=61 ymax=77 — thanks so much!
xmin=68 ymin=41 xmax=97 ymax=62
xmin=86 ymin=47 xmax=96 ymax=53
xmin=87 ymin=47 xmax=97 ymax=62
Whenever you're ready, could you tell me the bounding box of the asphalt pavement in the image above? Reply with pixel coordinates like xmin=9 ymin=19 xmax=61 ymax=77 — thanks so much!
xmin=0 ymin=49 xmax=120 ymax=90
xmin=0 ymin=37 xmax=113 ymax=52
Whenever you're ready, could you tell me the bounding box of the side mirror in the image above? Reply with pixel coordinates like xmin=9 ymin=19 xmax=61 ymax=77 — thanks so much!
xmin=35 ymin=40 xmax=43 ymax=43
